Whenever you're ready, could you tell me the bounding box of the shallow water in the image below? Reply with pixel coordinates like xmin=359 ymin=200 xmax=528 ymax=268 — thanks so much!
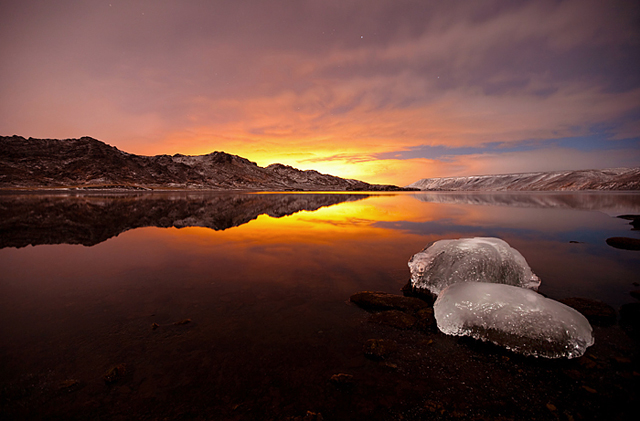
xmin=1 ymin=191 xmax=639 ymax=420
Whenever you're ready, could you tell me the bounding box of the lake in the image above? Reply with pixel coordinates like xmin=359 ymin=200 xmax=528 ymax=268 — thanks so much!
xmin=1 ymin=191 xmax=639 ymax=420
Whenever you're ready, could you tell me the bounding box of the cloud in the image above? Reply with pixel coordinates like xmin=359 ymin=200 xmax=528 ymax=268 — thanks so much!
xmin=412 ymin=147 xmax=640 ymax=179
xmin=1 ymin=0 xmax=639 ymax=184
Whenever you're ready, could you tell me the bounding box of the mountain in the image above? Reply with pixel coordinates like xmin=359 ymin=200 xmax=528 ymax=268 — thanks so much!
xmin=0 ymin=136 xmax=407 ymax=191
xmin=407 ymin=168 xmax=640 ymax=191
xmin=0 ymin=192 xmax=369 ymax=248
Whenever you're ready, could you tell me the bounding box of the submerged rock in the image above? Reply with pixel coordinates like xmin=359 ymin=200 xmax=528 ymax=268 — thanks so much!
xmin=434 ymin=282 xmax=594 ymax=359
xmin=617 ymin=214 xmax=640 ymax=230
xmin=606 ymin=237 xmax=640 ymax=251
xmin=408 ymin=237 xmax=540 ymax=295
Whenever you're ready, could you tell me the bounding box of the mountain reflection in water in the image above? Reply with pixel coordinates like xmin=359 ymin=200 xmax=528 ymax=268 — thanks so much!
xmin=0 ymin=191 xmax=639 ymax=420
xmin=0 ymin=192 xmax=370 ymax=248
xmin=413 ymin=191 xmax=640 ymax=213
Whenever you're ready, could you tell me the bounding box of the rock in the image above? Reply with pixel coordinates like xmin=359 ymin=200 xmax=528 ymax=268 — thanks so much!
xmin=363 ymin=339 xmax=397 ymax=360
xmin=350 ymin=291 xmax=429 ymax=313
xmin=424 ymin=400 xmax=445 ymax=413
xmin=303 ymin=411 xmax=323 ymax=421
xmin=151 ymin=322 xmax=159 ymax=330
xmin=611 ymin=356 xmax=632 ymax=365
xmin=173 ymin=319 xmax=192 ymax=325
xmin=563 ymin=369 xmax=582 ymax=380
xmin=578 ymin=355 xmax=600 ymax=369
xmin=559 ymin=297 xmax=617 ymax=326
xmin=329 ymin=373 xmax=354 ymax=386
xmin=630 ymin=290 xmax=640 ymax=301
xmin=368 ymin=310 xmax=417 ymax=329
xmin=57 ymin=379 xmax=81 ymax=391
xmin=617 ymin=214 xmax=640 ymax=230
xmin=620 ymin=302 xmax=640 ymax=338
xmin=606 ymin=237 xmax=640 ymax=251
xmin=414 ymin=308 xmax=437 ymax=332
xmin=103 ymin=364 xmax=127 ymax=384
xmin=285 ymin=411 xmax=324 ymax=421
xmin=402 ymin=280 xmax=437 ymax=304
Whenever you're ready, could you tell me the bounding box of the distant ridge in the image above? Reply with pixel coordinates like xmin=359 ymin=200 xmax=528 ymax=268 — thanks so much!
xmin=407 ymin=168 xmax=640 ymax=191
xmin=0 ymin=136 xmax=407 ymax=191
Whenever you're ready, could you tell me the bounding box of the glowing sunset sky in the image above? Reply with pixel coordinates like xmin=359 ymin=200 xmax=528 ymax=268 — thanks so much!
xmin=1 ymin=0 xmax=639 ymax=185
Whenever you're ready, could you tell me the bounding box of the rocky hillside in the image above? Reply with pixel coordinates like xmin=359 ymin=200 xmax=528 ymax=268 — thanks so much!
xmin=0 ymin=136 xmax=405 ymax=191
xmin=407 ymin=168 xmax=640 ymax=191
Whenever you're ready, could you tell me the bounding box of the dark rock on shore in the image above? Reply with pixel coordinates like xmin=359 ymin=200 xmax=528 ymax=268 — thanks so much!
xmin=414 ymin=307 xmax=437 ymax=332
xmin=367 ymin=310 xmax=417 ymax=329
xmin=617 ymin=214 xmax=640 ymax=230
xmin=560 ymin=297 xmax=617 ymax=326
xmin=363 ymin=339 xmax=397 ymax=360
xmin=401 ymin=280 xmax=437 ymax=305
xmin=349 ymin=291 xmax=429 ymax=313
xmin=57 ymin=379 xmax=82 ymax=393
xmin=103 ymin=364 xmax=128 ymax=385
xmin=285 ymin=411 xmax=324 ymax=421
xmin=606 ymin=236 xmax=640 ymax=250
xmin=329 ymin=373 xmax=354 ymax=387
xmin=619 ymin=302 xmax=640 ymax=338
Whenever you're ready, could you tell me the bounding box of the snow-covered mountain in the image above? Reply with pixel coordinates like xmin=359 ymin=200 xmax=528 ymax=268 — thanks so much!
xmin=407 ymin=168 xmax=640 ymax=191
xmin=0 ymin=136 xmax=406 ymax=191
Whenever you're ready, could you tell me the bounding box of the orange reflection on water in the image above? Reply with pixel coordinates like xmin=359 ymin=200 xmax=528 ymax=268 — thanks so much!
xmin=167 ymin=193 xmax=453 ymax=245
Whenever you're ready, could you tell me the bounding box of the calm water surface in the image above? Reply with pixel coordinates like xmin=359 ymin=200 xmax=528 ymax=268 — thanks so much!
xmin=1 ymin=191 xmax=639 ymax=419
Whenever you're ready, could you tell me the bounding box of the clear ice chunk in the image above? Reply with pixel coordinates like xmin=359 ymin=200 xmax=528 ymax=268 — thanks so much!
xmin=434 ymin=282 xmax=594 ymax=358
xmin=408 ymin=237 xmax=540 ymax=295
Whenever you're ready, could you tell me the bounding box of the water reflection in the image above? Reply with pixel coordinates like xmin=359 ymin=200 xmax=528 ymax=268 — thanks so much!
xmin=413 ymin=191 xmax=640 ymax=214
xmin=2 ymin=191 xmax=638 ymax=305
xmin=0 ymin=192 xmax=370 ymax=248
xmin=0 ymin=191 xmax=638 ymax=420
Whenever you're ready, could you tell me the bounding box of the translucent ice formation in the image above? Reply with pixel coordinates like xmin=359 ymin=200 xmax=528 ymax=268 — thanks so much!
xmin=408 ymin=237 xmax=540 ymax=295
xmin=434 ymin=282 xmax=594 ymax=358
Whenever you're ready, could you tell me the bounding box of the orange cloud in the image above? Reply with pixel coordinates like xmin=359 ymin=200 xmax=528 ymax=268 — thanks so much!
xmin=2 ymin=0 xmax=638 ymax=186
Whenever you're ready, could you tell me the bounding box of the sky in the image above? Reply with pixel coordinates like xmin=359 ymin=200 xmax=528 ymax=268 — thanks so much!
xmin=1 ymin=0 xmax=639 ymax=185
